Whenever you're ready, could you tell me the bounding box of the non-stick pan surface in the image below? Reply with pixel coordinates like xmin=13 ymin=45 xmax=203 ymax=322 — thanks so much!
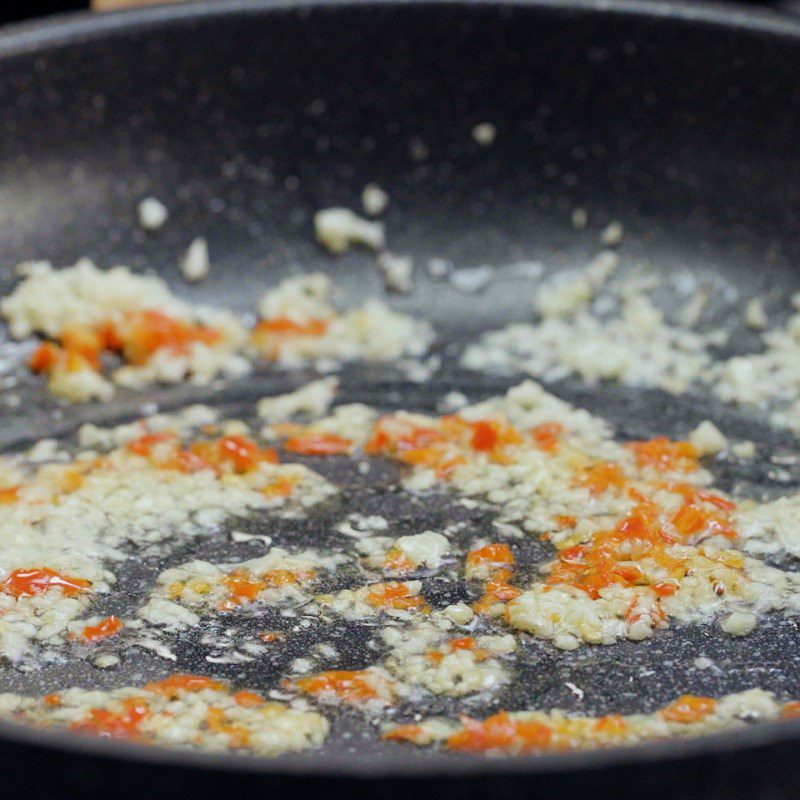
xmin=2 ymin=1 xmax=800 ymax=798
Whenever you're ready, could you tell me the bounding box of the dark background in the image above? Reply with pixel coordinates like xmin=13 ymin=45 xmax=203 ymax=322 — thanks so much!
xmin=0 ymin=0 xmax=761 ymax=20
xmin=3 ymin=1 xmax=88 ymax=23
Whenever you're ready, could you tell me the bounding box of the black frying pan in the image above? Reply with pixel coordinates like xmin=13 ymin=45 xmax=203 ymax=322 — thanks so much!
xmin=2 ymin=1 xmax=800 ymax=798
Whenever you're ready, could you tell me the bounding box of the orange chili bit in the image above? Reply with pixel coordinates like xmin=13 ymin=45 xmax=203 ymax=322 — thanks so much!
xmin=547 ymin=507 xmax=680 ymax=599
xmin=398 ymin=428 xmax=443 ymax=452
xmin=295 ymin=670 xmax=387 ymax=704
xmin=364 ymin=429 xmax=389 ymax=454
xmin=531 ymin=422 xmax=564 ymax=453
xmin=119 ymin=310 xmax=221 ymax=364
xmin=71 ymin=698 xmax=150 ymax=739
xmin=383 ymin=724 xmax=425 ymax=743
xmin=473 ymin=580 xmax=522 ymax=613
xmin=625 ymin=597 xmax=666 ymax=626
xmin=171 ymin=449 xmax=214 ymax=474
xmin=127 ymin=431 xmax=179 ymax=457
xmin=437 ymin=414 xmax=471 ymax=437
xmin=661 ymin=695 xmax=716 ymax=723
xmin=447 ymin=712 xmax=553 ymax=753
xmin=471 ymin=420 xmax=499 ymax=452
xmin=555 ymin=515 xmax=577 ymax=529
xmin=669 ymin=483 xmax=736 ymax=513
xmin=396 ymin=446 xmax=447 ymax=472
xmin=28 ymin=335 xmax=103 ymax=376
xmin=44 ymin=694 xmax=61 ymax=707
xmin=652 ymin=581 xmax=678 ymax=597
xmin=220 ymin=571 xmax=265 ymax=610
xmin=781 ymin=701 xmax=800 ymax=720
xmin=220 ymin=569 xmax=309 ymax=611
xmin=467 ymin=418 xmax=523 ymax=454
xmin=364 ymin=418 xmax=442 ymax=456
xmin=672 ymin=503 xmax=707 ymax=537
xmin=262 ymin=476 xmax=297 ymax=497
xmin=258 ymin=631 xmax=284 ymax=643
xmin=1 ymin=567 xmax=90 ymax=599
xmin=144 ymin=674 xmax=225 ymax=696
xmin=62 ymin=350 xmax=92 ymax=373
xmin=233 ymin=690 xmax=264 ymax=708
xmin=205 ymin=707 xmax=251 ymax=748
xmin=485 ymin=581 xmax=522 ymax=602
xmin=466 ymin=543 xmax=515 ymax=570
xmin=554 ymin=543 xmax=585 ymax=565
xmin=672 ymin=503 xmax=736 ymax=542
xmin=55 ymin=466 xmax=85 ymax=495
xmin=217 ymin=434 xmax=274 ymax=471
xmin=60 ymin=324 xmax=104 ymax=368
xmin=627 ymin=437 xmax=699 ymax=472
xmin=282 ymin=433 xmax=353 ymax=456
xmin=189 ymin=435 xmax=278 ymax=474
xmin=28 ymin=342 xmax=62 ymax=374
xmin=382 ymin=548 xmax=416 ymax=572
xmin=447 ymin=636 xmax=488 ymax=661
xmin=578 ymin=462 xmax=626 ymax=495
xmin=253 ymin=317 xmax=329 ymax=337
xmin=626 ymin=487 xmax=660 ymax=511
xmin=265 ymin=569 xmax=313 ymax=586
xmin=614 ymin=563 xmax=645 ymax=583
xmin=0 ymin=485 xmax=20 ymax=504
xmin=81 ymin=615 xmax=123 ymax=643
xmin=365 ymin=582 xmax=427 ymax=611
xmin=694 ymin=490 xmax=736 ymax=513
xmin=96 ymin=319 xmax=123 ymax=351
xmin=593 ymin=714 xmax=628 ymax=735
xmin=705 ymin=517 xmax=737 ymax=541
xmin=616 ymin=507 xmax=666 ymax=543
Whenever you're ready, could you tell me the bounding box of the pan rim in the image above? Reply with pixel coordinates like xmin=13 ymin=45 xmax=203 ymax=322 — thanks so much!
xmin=0 ymin=0 xmax=800 ymax=780
xmin=0 ymin=0 xmax=798 ymax=57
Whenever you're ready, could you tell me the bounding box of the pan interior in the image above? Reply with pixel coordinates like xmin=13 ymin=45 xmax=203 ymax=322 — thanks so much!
xmin=0 ymin=0 xmax=799 ymax=768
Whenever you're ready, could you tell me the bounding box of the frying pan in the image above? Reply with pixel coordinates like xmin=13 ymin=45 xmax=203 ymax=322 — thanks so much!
xmin=1 ymin=0 xmax=800 ymax=797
